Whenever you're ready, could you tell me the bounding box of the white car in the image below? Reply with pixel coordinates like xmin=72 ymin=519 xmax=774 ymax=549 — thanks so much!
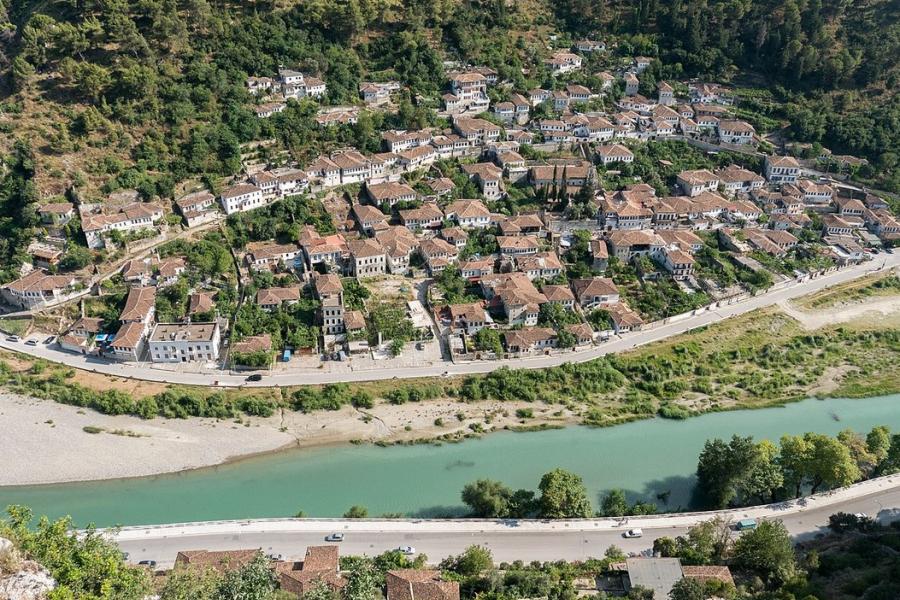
xmin=623 ymin=529 xmax=643 ymax=538
xmin=325 ymin=533 xmax=345 ymax=542
xmin=397 ymin=546 xmax=416 ymax=555
xmin=854 ymin=512 xmax=868 ymax=520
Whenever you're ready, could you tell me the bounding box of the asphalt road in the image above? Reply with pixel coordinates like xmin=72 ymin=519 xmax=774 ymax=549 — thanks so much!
xmin=113 ymin=476 xmax=900 ymax=567
xmin=3 ymin=254 xmax=898 ymax=387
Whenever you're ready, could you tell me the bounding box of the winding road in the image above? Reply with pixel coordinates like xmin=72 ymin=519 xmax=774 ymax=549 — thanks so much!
xmin=111 ymin=474 xmax=900 ymax=567
xmin=2 ymin=254 xmax=898 ymax=387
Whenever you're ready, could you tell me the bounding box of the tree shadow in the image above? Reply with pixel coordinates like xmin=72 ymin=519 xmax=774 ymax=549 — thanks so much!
xmin=597 ymin=474 xmax=700 ymax=512
xmin=406 ymin=505 xmax=469 ymax=519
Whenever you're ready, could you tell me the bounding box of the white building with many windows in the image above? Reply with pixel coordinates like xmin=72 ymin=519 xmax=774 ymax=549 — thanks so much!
xmin=219 ymin=184 xmax=264 ymax=215
xmin=148 ymin=322 xmax=221 ymax=363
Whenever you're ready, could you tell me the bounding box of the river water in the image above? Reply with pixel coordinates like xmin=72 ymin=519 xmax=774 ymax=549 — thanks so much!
xmin=2 ymin=395 xmax=899 ymax=527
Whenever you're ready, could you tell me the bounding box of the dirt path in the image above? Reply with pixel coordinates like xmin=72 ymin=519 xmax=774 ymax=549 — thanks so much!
xmin=780 ymin=295 xmax=900 ymax=329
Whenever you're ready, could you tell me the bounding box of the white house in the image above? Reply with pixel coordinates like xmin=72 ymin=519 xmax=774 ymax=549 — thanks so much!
xmin=148 ymin=322 xmax=221 ymax=363
xmin=219 ymin=184 xmax=264 ymax=215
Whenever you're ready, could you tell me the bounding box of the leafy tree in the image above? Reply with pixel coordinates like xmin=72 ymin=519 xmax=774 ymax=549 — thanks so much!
xmin=462 ymin=479 xmax=513 ymax=518
xmin=160 ymin=567 xmax=220 ymax=600
xmin=876 ymin=434 xmax=900 ymax=475
xmin=778 ymin=434 xmax=814 ymax=497
xmin=344 ymin=505 xmax=369 ymax=519
xmin=867 ymin=426 xmax=892 ymax=464
xmin=739 ymin=440 xmax=784 ymax=505
xmin=301 ymin=581 xmax=342 ymax=600
xmin=600 ymin=489 xmax=629 ymax=517
xmin=59 ymin=245 xmax=93 ymax=270
xmin=441 ymin=545 xmax=493 ymax=577
xmin=538 ymin=302 xmax=581 ymax=329
xmin=0 ymin=505 xmax=151 ymax=599
xmin=547 ymin=578 xmax=577 ymax=600
xmin=732 ymin=520 xmax=796 ymax=584
xmin=668 ymin=577 xmax=706 ymax=600
xmin=11 ymin=56 xmax=35 ymax=91
xmin=538 ymin=469 xmax=592 ymax=518
xmin=472 ymin=328 xmax=503 ymax=355
xmin=343 ymin=559 xmax=379 ymax=600
xmin=695 ymin=435 xmax=756 ymax=508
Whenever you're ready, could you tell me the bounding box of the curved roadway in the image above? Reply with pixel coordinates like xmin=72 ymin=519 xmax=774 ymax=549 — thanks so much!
xmin=2 ymin=255 xmax=898 ymax=387
xmin=110 ymin=475 xmax=900 ymax=567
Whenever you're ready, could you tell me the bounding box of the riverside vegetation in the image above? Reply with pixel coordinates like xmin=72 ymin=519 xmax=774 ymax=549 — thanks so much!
xmin=453 ymin=425 xmax=900 ymax=519
xmin=1 ymin=298 xmax=899 ymax=426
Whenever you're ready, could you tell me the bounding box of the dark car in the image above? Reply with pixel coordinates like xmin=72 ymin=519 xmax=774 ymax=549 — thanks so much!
xmin=246 ymin=373 xmax=263 ymax=382
xmin=138 ymin=560 xmax=157 ymax=568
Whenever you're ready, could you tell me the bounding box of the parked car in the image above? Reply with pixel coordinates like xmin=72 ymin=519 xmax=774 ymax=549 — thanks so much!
xmin=43 ymin=336 xmax=56 ymax=344
xmin=622 ymin=529 xmax=643 ymax=539
xmin=325 ymin=533 xmax=345 ymax=542
xmin=854 ymin=512 xmax=868 ymax=520
xmin=735 ymin=519 xmax=757 ymax=531
xmin=246 ymin=373 xmax=263 ymax=382
xmin=25 ymin=339 xmax=38 ymax=346
xmin=5 ymin=335 xmax=19 ymax=342
xmin=137 ymin=560 xmax=157 ymax=568
xmin=397 ymin=546 xmax=416 ymax=555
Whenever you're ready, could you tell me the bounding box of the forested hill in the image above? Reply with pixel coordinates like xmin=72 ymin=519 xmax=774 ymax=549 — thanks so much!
xmin=0 ymin=0 xmax=897 ymax=195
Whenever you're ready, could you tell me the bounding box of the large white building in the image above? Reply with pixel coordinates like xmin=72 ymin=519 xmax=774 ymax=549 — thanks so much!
xmin=148 ymin=322 xmax=221 ymax=363
xmin=81 ymin=202 xmax=164 ymax=249
xmin=219 ymin=184 xmax=264 ymax=215
xmin=764 ymin=155 xmax=801 ymax=184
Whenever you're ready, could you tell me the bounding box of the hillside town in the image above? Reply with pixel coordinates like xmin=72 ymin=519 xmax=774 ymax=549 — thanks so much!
xmin=2 ymin=44 xmax=897 ymax=374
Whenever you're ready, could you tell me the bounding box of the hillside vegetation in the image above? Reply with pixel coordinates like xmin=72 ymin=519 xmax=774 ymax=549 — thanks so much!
xmin=0 ymin=0 xmax=897 ymax=199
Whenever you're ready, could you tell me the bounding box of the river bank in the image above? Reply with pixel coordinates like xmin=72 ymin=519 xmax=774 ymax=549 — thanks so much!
xmin=0 ymin=392 xmax=575 ymax=486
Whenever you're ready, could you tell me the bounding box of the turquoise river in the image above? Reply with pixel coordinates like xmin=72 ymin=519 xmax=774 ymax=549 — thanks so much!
xmin=2 ymin=395 xmax=900 ymax=527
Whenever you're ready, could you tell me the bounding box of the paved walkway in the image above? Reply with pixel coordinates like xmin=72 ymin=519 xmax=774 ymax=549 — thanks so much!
xmin=110 ymin=474 xmax=900 ymax=567
xmin=2 ymin=254 xmax=898 ymax=387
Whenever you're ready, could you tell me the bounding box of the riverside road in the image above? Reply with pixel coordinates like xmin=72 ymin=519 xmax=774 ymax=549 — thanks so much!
xmin=111 ymin=475 xmax=900 ymax=567
xmin=2 ymin=253 xmax=898 ymax=387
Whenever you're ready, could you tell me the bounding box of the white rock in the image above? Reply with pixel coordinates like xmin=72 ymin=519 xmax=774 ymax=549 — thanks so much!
xmin=0 ymin=545 xmax=56 ymax=600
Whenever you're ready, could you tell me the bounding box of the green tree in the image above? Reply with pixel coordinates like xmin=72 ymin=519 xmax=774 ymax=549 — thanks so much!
xmin=11 ymin=56 xmax=36 ymax=91
xmin=442 ymin=545 xmax=493 ymax=577
xmin=344 ymin=505 xmax=369 ymax=519
xmin=461 ymin=479 xmax=512 ymax=518
xmin=876 ymin=434 xmax=900 ymax=475
xmin=59 ymin=245 xmax=93 ymax=270
xmin=472 ymin=327 xmax=503 ymax=355
xmin=600 ymin=489 xmax=629 ymax=517
xmin=696 ymin=436 xmax=756 ymax=508
xmin=867 ymin=426 xmax=891 ymax=464
xmin=674 ymin=518 xmax=732 ymax=565
xmin=539 ymin=302 xmax=581 ymax=329
xmin=215 ymin=552 xmax=276 ymax=600
xmin=302 ymin=581 xmax=342 ymax=600
xmin=740 ymin=440 xmax=784 ymax=505
xmin=538 ymin=469 xmax=592 ymax=518
xmin=778 ymin=434 xmax=813 ymax=497
xmin=0 ymin=506 xmax=151 ymax=599
xmin=548 ymin=578 xmax=577 ymax=600
xmin=805 ymin=433 xmax=861 ymax=493
xmin=668 ymin=577 xmax=706 ymax=600
xmin=732 ymin=520 xmax=796 ymax=584
xmin=343 ymin=559 xmax=379 ymax=600
xmin=160 ymin=567 xmax=220 ymax=600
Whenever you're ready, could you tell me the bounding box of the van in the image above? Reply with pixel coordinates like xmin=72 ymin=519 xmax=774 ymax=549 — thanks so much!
xmin=735 ymin=518 xmax=757 ymax=531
